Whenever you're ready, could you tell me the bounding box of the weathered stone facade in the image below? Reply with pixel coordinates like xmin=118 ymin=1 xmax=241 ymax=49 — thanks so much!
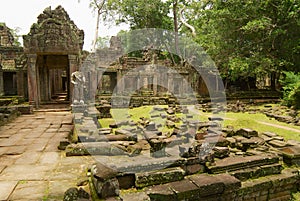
xmin=94 ymin=36 xmax=221 ymax=107
xmin=23 ymin=6 xmax=84 ymax=108
xmin=0 ymin=23 xmax=27 ymax=97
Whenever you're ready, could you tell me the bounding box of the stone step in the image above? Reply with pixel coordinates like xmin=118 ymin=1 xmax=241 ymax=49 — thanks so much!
xmin=237 ymin=169 xmax=299 ymax=201
xmin=146 ymin=173 xmax=241 ymax=201
xmin=230 ymin=163 xmax=283 ymax=181
xmin=144 ymin=169 xmax=299 ymax=201
xmin=135 ymin=167 xmax=185 ymax=188
xmin=207 ymin=154 xmax=279 ymax=174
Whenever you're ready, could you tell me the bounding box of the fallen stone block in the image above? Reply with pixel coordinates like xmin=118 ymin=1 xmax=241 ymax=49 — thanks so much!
xmin=279 ymin=145 xmax=300 ymax=166
xmin=263 ymin=131 xmax=278 ymax=138
xmin=182 ymin=163 xmax=205 ymax=175
xmin=65 ymin=142 xmax=128 ymax=156
xmin=149 ymin=139 xmax=167 ymax=158
xmin=213 ymin=146 xmax=230 ymax=159
xmin=147 ymin=183 xmax=177 ymax=200
xmin=268 ymin=139 xmax=288 ymax=148
xmin=91 ymin=163 xmax=119 ymax=198
xmin=236 ymin=128 xmax=258 ymax=138
xmin=106 ymin=134 xmax=137 ymax=142
xmin=135 ymin=167 xmax=185 ymax=188
xmin=63 ymin=187 xmax=90 ymax=201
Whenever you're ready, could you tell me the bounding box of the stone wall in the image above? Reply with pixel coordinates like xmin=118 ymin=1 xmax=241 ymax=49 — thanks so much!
xmin=0 ymin=23 xmax=27 ymax=97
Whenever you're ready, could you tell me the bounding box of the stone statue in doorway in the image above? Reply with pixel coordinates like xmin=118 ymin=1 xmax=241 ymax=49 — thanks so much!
xmin=71 ymin=71 xmax=86 ymax=104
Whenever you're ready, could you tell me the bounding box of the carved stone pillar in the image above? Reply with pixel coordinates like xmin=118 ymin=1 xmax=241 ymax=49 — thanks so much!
xmin=117 ymin=70 xmax=124 ymax=94
xmin=168 ymin=73 xmax=173 ymax=94
xmin=68 ymin=54 xmax=78 ymax=102
xmin=88 ymin=67 xmax=98 ymax=105
xmin=27 ymin=54 xmax=38 ymax=107
xmin=17 ymin=70 xmax=25 ymax=97
xmin=153 ymin=74 xmax=158 ymax=96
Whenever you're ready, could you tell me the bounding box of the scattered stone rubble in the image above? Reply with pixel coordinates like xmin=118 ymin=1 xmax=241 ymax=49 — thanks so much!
xmin=264 ymin=106 xmax=300 ymax=126
xmin=63 ymin=104 xmax=300 ymax=200
xmin=225 ymin=101 xmax=300 ymax=126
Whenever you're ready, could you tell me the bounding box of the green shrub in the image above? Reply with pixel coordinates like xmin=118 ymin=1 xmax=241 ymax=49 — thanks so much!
xmin=280 ymin=71 xmax=300 ymax=109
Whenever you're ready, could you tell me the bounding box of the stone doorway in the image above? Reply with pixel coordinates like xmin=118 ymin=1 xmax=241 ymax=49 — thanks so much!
xmin=37 ymin=55 xmax=70 ymax=104
xmin=23 ymin=6 xmax=84 ymax=108
xmin=100 ymin=72 xmax=117 ymax=94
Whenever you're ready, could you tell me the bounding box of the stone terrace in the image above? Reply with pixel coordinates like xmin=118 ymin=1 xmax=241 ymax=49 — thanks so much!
xmin=0 ymin=110 xmax=93 ymax=200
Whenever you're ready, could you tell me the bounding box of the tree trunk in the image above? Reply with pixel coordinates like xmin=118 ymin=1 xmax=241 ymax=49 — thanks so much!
xmin=173 ymin=0 xmax=179 ymax=56
xmin=92 ymin=9 xmax=101 ymax=51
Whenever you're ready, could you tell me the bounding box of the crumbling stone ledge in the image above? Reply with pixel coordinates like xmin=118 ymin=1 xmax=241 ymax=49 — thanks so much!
xmin=146 ymin=169 xmax=299 ymax=201
xmin=207 ymin=154 xmax=279 ymax=174
xmin=0 ymin=106 xmax=22 ymax=126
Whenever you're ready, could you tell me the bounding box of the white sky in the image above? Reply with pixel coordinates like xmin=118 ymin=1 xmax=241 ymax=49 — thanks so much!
xmin=0 ymin=0 xmax=128 ymax=51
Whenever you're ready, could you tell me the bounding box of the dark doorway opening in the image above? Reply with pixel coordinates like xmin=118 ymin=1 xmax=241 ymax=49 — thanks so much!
xmin=3 ymin=72 xmax=17 ymax=95
xmin=37 ymin=55 xmax=70 ymax=104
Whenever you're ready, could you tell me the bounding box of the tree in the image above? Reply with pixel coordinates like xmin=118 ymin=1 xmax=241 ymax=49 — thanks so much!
xmin=10 ymin=27 xmax=21 ymax=47
xmin=105 ymin=0 xmax=172 ymax=29
xmin=95 ymin=36 xmax=110 ymax=48
xmin=189 ymin=0 xmax=300 ymax=90
xmin=280 ymin=71 xmax=300 ymax=109
xmin=79 ymin=0 xmax=108 ymax=51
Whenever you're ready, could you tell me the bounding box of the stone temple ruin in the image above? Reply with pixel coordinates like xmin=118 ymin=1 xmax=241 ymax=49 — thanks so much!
xmin=23 ymin=6 xmax=84 ymax=107
xmin=68 ymin=101 xmax=300 ymax=200
xmin=0 ymin=6 xmax=84 ymax=108
xmin=65 ymin=31 xmax=300 ymax=200
xmin=0 ymin=5 xmax=299 ymax=201
xmin=95 ymin=36 xmax=222 ymax=108
xmin=0 ymin=23 xmax=26 ymax=97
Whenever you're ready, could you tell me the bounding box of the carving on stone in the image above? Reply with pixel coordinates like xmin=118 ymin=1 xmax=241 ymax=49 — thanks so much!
xmin=71 ymin=71 xmax=86 ymax=104
xmin=23 ymin=6 xmax=84 ymax=54
xmin=0 ymin=23 xmax=14 ymax=47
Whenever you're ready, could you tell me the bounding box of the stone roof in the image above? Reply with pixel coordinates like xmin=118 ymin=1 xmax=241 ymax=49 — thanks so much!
xmin=0 ymin=23 xmax=14 ymax=47
xmin=23 ymin=6 xmax=84 ymax=54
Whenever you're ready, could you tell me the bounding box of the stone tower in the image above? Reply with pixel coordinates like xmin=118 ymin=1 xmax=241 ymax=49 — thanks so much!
xmin=23 ymin=6 xmax=84 ymax=108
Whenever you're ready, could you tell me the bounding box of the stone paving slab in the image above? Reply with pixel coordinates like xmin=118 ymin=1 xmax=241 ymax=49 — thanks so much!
xmin=8 ymin=181 xmax=48 ymax=200
xmin=0 ymin=165 xmax=6 ymax=174
xmin=0 ymin=180 xmax=18 ymax=200
xmin=5 ymin=146 xmax=27 ymax=155
xmin=0 ymin=147 xmax=8 ymax=155
xmin=39 ymin=152 xmax=61 ymax=164
xmin=0 ymin=110 xmax=94 ymax=200
xmin=14 ymin=151 xmax=41 ymax=165
xmin=48 ymin=180 xmax=77 ymax=200
xmin=0 ymin=164 xmax=56 ymax=181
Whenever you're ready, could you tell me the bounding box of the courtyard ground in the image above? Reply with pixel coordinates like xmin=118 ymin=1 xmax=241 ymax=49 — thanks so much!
xmin=0 ymin=110 xmax=93 ymax=200
xmin=0 ymin=104 xmax=300 ymax=200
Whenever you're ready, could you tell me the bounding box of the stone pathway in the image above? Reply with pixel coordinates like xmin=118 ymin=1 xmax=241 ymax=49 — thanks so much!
xmin=0 ymin=110 xmax=94 ymax=201
xmin=257 ymin=121 xmax=300 ymax=133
